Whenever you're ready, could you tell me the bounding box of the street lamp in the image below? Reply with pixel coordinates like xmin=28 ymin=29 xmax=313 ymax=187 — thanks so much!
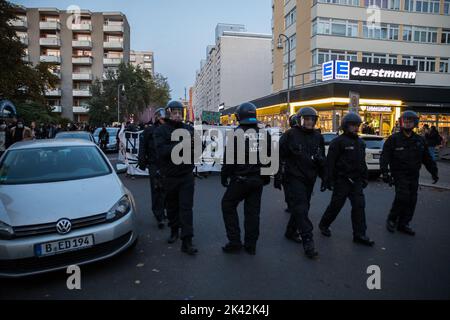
xmin=277 ymin=33 xmax=292 ymax=113
xmin=117 ymin=84 xmax=125 ymax=123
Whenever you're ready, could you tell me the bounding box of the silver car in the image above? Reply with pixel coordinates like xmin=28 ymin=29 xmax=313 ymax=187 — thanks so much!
xmin=0 ymin=139 xmax=138 ymax=278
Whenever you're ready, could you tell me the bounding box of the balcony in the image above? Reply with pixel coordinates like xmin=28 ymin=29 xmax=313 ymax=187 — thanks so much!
xmin=73 ymin=106 xmax=89 ymax=113
xmin=103 ymin=23 xmax=124 ymax=33
xmin=19 ymin=36 xmax=28 ymax=45
xmin=40 ymin=55 xmax=61 ymax=63
xmin=103 ymin=41 xmax=124 ymax=50
xmin=72 ymin=40 xmax=92 ymax=49
xmin=39 ymin=21 xmax=61 ymax=30
xmin=72 ymin=73 xmax=93 ymax=81
xmin=73 ymin=89 xmax=92 ymax=97
xmin=103 ymin=57 xmax=123 ymax=66
xmin=40 ymin=37 xmax=61 ymax=47
xmin=72 ymin=56 xmax=93 ymax=65
xmin=51 ymin=106 xmax=62 ymax=113
xmin=71 ymin=23 xmax=92 ymax=32
xmin=9 ymin=18 xmax=27 ymax=29
xmin=45 ymin=89 xmax=62 ymax=96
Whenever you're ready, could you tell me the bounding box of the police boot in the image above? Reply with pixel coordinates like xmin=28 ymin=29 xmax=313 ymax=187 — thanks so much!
xmin=318 ymin=223 xmax=332 ymax=237
xmin=303 ymin=238 xmax=318 ymax=259
xmin=386 ymin=219 xmax=397 ymax=233
xmin=167 ymin=228 xmax=179 ymax=244
xmin=397 ymin=225 xmax=416 ymax=236
xmin=244 ymin=244 xmax=256 ymax=256
xmin=353 ymin=235 xmax=375 ymax=247
xmin=181 ymin=237 xmax=198 ymax=255
xmin=222 ymin=242 xmax=242 ymax=254
xmin=284 ymin=230 xmax=302 ymax=244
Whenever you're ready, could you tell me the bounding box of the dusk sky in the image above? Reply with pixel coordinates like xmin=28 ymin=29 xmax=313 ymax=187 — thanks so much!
xmin=14 ymin=0 xmax=273 ymax=101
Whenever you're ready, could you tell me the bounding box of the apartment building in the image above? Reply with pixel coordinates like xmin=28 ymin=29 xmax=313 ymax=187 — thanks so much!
xmin=227 ymin=0 xmax=450 ymax=134
xmin=192 ymin=23 xmax=272 ymax=121
xmin=130 ymin=50 xmax=154 ymax=76
xmin=10 ymin=6 xmax=130 ymax=122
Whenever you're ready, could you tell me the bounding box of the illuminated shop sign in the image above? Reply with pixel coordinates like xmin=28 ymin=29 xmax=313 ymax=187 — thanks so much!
xmin=360 ymin=106 xmax=393 ymax=113
xmin=322 ymin=61 xmax=417 ymax=84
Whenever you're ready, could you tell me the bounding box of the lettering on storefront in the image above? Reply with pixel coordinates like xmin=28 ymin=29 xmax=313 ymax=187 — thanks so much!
xmin=360 ymin=106 xmax=392 ymax=113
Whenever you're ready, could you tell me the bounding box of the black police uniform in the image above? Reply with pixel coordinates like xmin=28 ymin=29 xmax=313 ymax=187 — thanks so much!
xmin=138 ymin=122 xmax=166 ymax=225
xmin=221 ymin=121 xmax=271 ymax=254
xmin=319 ymin=132 xmax=370 ymax=239
xmin=279 ymin=126 xmax=325 ymax=247
xmin=381 ymin=131 xmax=438 ymax=230
xmin=154 ymin=120 xmax=196 ymax=243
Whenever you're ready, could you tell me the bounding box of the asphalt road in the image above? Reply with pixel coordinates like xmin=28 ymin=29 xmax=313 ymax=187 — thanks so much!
xmin=1 ymin=157 xmax=449 ymax=300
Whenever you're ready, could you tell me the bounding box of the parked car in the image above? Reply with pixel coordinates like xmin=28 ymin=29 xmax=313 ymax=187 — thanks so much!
xmin=93 ymin=127 xmax=120 ymax=152
xmin=0 ymin=139 xmax=137 ymax=278
xmin=322 ymin=132 xmax=385 ymax=176
xmin=55 ymin=131 xmax=95 ymax=143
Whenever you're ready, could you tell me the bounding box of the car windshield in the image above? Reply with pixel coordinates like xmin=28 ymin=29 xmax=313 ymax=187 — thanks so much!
xmin=323 ymin=133 xmax=338 ymax=145
xmin=362 ymin=137 xmax=385 ymax=149
xmin=0 ymin=146 xmax=112 ymax=185
xmin=56 ymin=133 xmax=91 ymax=141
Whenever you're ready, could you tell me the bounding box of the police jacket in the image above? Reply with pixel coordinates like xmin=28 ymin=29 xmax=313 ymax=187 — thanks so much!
xmin=381 ymin=131 xmax=438 ymax=178
xmin=279 ymin=127 xmax=325 ymax=185
xmin=221 ymin=125 xmax=271 ymax=181
xmin=154 ymin=120 xmax=195 ymax=178
xmin=138 ymin=123 xmax=160 ymax=169
xmin=327 ymin=132 xmax=368 ymax=183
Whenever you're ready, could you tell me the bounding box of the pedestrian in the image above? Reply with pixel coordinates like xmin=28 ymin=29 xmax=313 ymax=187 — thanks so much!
xmin=0 ymin=120 xmax=10 ymax=157
xmin=425 ymin=126 xmax=442 ymax=161
xmin=98 ymin=126 xmax=109 ymax=151
xmin=381 ymin=111 xmax=438 ymax=236
xmin=10 ymin=119 xmax=32 ymax=144
xmin=221 ymin=102 xmax=271 ymax=255
xmin=274 ymin=107 xmax=326 ymax=258
xmin=154 ymin=101 xmax=198 ymax=255
xmin=138 ymin=108 xmax=167 ymax=229
xmin=319 ymin=112 xmax=375 ymax=247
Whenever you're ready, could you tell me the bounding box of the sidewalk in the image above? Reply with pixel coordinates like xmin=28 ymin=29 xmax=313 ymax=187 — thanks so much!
xmin=420 ymin=160 xmax=450 ymax=190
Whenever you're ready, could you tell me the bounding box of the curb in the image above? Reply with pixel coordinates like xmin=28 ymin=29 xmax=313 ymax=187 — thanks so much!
xmin=419 ymin=182 xmax=450 ymax=191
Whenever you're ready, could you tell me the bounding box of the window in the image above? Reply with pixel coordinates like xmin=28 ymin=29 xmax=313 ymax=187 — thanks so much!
xmin=316 ymin=0 xmax=359 ymax=5
xmin=312 ymin=49 xmax=357 ymax=65
xmin=284 ymin=34 xmax=297 ymax=54
xmin=285 ymin=7 xmax=296 ymax=29
xmin=442 ymin=29 xmax=450 ymax=44
xmin=402 ymin=55 xmax=436 ymax=72
xmin=365 ymin=0 xmax=400 ymax=9
xmin=363 ymin=22 xmax=399 ymax=40
xmin=440 ymin=58 xmax=449 ymax=73
xmin=404 ymin=0 xmax=440 ymax=13
xmin=445 ymin=0 xmax=450 ymax=14
xmin=312 ymin=18 xmax=358 ymax=37
xmin=283 ymin=60 xmax=296 ymax=80
xmin=403 ymin=25 xmax=437 ymax=43
xmin=362 ymin=52 xmax=397 ymax=64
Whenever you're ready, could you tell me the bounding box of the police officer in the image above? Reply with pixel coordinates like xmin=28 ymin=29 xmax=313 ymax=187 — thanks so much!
xmin=221 ymin=102 xmax=271 ymax=255
xmin=280 ymin=114 xmax=298 ymax=214
xmin=139 ymin=108 xmax=167 ymax=229
xmin=154 ymin=101 xmax=198 ymax=255
xmin=381 ymin=111 xmax=438 ymax=236
xmin=319 ymin=112 xmax=374 ymax=247
xmin=274 ymin=107 xmax=325 ymax=259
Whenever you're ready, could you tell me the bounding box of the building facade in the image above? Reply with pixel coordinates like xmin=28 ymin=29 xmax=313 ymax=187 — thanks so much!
xmin=251 ymin=0 xmax=450 ymax=134
xmin=192 ymin=24 xmax=272 ymax=121
xmin=130 ymin=50 xmax=154 ymax=76
xmin=10 ymin=6 xmax=131 ymax=122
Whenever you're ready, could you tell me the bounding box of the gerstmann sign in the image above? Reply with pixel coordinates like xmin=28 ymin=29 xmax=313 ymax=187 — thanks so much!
xmin=322 ymin=60 xmax=417 ymax=84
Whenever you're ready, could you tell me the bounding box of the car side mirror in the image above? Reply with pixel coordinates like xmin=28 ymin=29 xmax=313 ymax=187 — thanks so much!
xmin=115 ymin=163 xmax=127 ymax=174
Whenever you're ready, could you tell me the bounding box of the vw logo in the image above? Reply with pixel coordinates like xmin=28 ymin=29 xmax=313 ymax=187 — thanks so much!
xmin=56 ymin=219 xmax=72 ymax=235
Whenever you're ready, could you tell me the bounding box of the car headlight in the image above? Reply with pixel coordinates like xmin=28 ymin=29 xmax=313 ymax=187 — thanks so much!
xmin=106 ymin=196 xmax=131 ymax=222
xmin=0 ymin=221 xmax=14 ymax=240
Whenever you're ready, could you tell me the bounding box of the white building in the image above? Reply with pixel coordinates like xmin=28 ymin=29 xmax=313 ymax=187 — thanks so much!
xmin=192 ymin=24 xmax=272 ymax=120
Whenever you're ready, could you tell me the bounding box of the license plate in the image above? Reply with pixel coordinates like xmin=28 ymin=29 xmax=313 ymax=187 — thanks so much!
xmin=373 ymin=154 xmax=381 ymax=159
xmin=35 ymin=235 xmax=94 ymax=257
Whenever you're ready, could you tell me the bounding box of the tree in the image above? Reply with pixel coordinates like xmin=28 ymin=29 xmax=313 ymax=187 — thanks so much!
xmin=0 ymin=0 xmax=62 ymax=124
xmin=87 ymin=63 xmax=171 ymax=124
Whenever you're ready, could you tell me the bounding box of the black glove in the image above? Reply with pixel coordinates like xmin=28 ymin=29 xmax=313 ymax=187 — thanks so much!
xmin=138 ymin=162 xmax=147 ymax=171
xmin=432 ymin=175 xmax=439 ymax=184
xmin=362 ymin=179 xmax=369 ymax=189
xmin=274 ymin=176 xmax=282 ymax=190
xmin=221 ymin=175 xmax=229 ymax=188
